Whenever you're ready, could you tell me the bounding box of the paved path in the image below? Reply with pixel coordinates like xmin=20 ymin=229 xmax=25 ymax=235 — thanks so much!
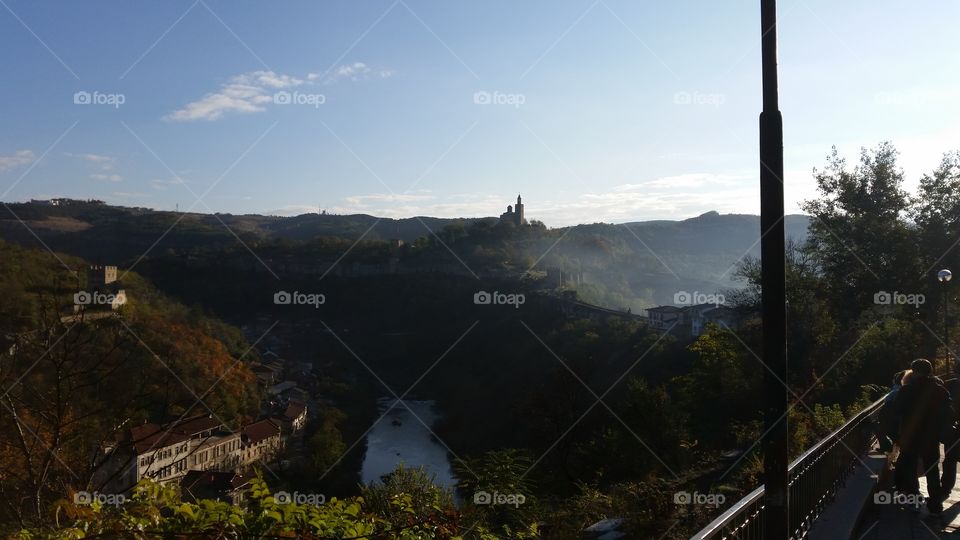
xmin=856 ymin=446 xmax=960 ymax=539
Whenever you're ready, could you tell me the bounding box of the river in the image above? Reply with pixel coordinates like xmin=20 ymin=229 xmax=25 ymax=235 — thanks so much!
xmin=360 ymin=398 xmax=457 ymax=489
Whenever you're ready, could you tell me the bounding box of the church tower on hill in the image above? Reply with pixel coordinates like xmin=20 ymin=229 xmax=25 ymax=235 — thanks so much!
xmin=499 ymin=193 xmax=527 ymax=226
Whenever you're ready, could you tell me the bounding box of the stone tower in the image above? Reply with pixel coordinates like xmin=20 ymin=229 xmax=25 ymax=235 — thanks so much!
xmin=499 ymin=194 xmax=528 ymax=226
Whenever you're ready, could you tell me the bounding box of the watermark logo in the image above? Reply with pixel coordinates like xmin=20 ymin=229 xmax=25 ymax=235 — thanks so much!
xmin=473 ymin=90 xmax=526 ymax=109
xmin=74 ymin=491 xmax=126 ymax=506
xmin=873 ymin=490 xmax=924 ymax=506
xmin=74 ymin=290 xmax=126 ymax=306
xmin=273 ymin=91 xmax=326 ymax=108
xmin=674 ymin=290 xmax=725 ymax=307
xmin=274 ymin=490 xmax=326 ymax=506
xmin=474 ymin=290 xmax=525 ymax=309
xmin=473 ymin=490 xmax=526 ymax=508
xmin=73 ymin=91 xmax=125 ymax=108
xmin=274 ymin=290 xmax=325 ymax=308
xmin=673 ymin=91 xmax=725 ymax=107
xmin=674 ymin=491 xmax=725 ymax=508
xmin=873 ymin=290 xmax=925 ymax=307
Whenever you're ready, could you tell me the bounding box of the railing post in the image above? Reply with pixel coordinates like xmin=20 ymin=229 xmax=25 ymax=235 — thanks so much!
xmin=760 ymin=0 xmax=789 ymax=538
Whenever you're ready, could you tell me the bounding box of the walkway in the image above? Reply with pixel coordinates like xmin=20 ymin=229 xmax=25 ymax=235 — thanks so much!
xmin=856 ymin=446 xmax=960 ymax=539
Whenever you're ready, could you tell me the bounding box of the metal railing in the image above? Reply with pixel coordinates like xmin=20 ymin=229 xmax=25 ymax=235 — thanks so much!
xmin=690 ymin=394 xmax=887 ymax=539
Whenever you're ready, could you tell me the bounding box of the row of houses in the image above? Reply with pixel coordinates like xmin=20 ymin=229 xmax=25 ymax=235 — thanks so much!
xmin=96 ymin=402 xmax=307 ymax=495
xmin=646 ymin=303 xmax=743 ymax=337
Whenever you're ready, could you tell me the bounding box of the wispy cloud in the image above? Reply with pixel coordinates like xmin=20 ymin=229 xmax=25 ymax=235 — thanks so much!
xmin=614 ymin=173 xmax=747 ymax=191
xmin=149 ymin=176 xmax=187 ymax=190
xmin=67 ymin=153 xmax=115 ymax=168
xmin=110 ymin=191 xmax=152 ymax=199
xmin=166 ymin=70 xmax=303 ymax=122
xmin=344 ymin=193 xmax=434 ymax=205
xmin=311 ymin=62 xmax=395 ymax=84
xmin=0 ymin=150 xmax=35 ymax=172
xmin=262 ymin=204 xmax=320 ymax=216
xmin=68 ymin=152 xmax=120 ymax=180
xmin=168 ymin=64 xmax=393 ymax=122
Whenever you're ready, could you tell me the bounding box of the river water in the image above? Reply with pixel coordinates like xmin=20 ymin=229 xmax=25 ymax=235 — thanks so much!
xmin=360 ymin=398 xmax=457 ymax=489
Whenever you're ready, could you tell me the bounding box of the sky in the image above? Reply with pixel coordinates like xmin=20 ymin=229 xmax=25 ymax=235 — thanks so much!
xmin=1 ymin=0 xmax=959 ymax=227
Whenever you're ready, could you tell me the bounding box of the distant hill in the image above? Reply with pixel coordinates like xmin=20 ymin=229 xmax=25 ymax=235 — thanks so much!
xmin=0 ymin=200 xmax=492 ymax=262
xmin=258 ymin=212 xmax=496 ymax=242
xmin=619 ymin=210 xmax=810 ymax=258
xmin=0 ymin=200 xmax=809 ymax=309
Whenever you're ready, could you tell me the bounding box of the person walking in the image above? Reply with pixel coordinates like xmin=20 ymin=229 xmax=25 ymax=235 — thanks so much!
xmin=893 ymin=358 xmax=951 ymax=515
xmin=878 ymin=369 xmax=911 ymax=452
xmin=940 ymin=374 xmax=960 ymax=502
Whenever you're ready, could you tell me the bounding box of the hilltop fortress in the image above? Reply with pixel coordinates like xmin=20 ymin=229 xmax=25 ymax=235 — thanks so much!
xmin=499 ymin=194 xmax=526 ymax=226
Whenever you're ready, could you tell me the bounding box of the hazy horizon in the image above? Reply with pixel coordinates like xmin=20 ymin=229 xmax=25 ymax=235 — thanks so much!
xmin=3 ymin=198 xmax=813 ymax=228
xmin=3 ymin=1 xmax=959 ymax=226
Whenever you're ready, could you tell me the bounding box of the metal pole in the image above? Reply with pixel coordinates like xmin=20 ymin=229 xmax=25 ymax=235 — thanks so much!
xmin=947 ymin=286 xmax=952 ymax=376
xmin=760 ymin=0 xmax=789 ymax=538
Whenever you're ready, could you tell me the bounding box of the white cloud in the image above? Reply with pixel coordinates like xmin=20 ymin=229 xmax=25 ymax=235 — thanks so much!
xmin=70 ymin=153 xmax=113 ymax=164
xmin=614 ymin=173 xmax=747 ymax=191
xmin=344 ymin=193 xmax=434 ymax=205
xmin=0 ymin=150 xmax=35 ymax=171
xmin=166 ymin=70 xmax=304 ymax=122
xmin=109 ymin=191 xmax=152 ymax=199
xmin=68 ymin=153 xmax=116 ymax=172
xmin=91 ymin=173 xmax=122 ymax=182
xmin=168 ymin=65 xmax=393 ymax=122
xmin=150 ymin=177 xmax=186 ymax=190
xmin=314 ymin=62 xmax=395 ymax=85
xmin=262 ymin=204 xmax=321 ymax=216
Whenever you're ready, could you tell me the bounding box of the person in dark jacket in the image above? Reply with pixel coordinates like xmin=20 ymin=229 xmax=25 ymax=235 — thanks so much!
xmin=940 ymin=375 xmax=960 ymax=499
xmin=878 ymin=369 xmax=911 ymax=452
xmin=893 ymin=358 xmax=950 ymax=514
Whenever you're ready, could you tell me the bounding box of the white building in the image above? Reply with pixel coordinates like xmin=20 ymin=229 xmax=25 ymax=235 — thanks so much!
xmin=97 ymin=414 xmax=283 ymax=493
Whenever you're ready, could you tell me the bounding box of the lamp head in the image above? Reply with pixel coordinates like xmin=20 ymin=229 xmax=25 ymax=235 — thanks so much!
xmin=939 ymin=269 xmax=953 ymax=283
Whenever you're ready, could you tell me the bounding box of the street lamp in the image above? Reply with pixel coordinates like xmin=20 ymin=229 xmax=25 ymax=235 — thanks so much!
xmin=759 ymin=0 xmax=788 ymax=537
xmin=940 ymin=269 xmax=953 ymax=375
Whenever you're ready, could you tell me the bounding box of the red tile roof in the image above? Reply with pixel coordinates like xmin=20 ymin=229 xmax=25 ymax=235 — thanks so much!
xmin=283 ymin=400 xmax=307 ymax=420
xmin=128 ymin=414 xmax=223 ymax=455
xmin=241 ymin=419 xmax=280 ymax=444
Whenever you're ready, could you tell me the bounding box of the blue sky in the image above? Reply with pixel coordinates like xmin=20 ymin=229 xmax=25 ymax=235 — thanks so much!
xmin=1 ymin=0 xmax=959 ymax=226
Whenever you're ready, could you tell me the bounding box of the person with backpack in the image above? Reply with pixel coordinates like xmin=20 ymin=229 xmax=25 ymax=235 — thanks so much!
xmin=893 ymin=358 xmax=951 ymax=515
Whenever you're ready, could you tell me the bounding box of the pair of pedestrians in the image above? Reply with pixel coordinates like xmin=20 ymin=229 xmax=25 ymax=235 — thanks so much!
xmin=891 ymin=358 xmax=959 ymax=516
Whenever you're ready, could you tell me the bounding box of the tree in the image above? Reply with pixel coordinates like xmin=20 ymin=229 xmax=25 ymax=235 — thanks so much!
xmin=304 ymin=406 xmax=347 ymax=479
xmin=802 ymin=143 xmax=918 ymax=324
xmin=676 ymin=325 xmax=760 ymax=448
xmin=911 ymin=151 xmax=960 ymax=342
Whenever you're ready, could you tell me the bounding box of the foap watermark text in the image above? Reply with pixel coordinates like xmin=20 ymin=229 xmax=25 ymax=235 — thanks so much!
xmin=274 ymin=491 xmax=326 ymax=506
xmin=473 ymin=91 xmax=526 ymax=109
xmin=674 ymin=290 xmax=725 ymax=307
xmin=874 ymin=290 xmax=925 ymax=306
xmin=474 ymin=290 xmax=525 ymax=308
xmin=473 ymin=490 xmax=526 ymax=508
xmin=74 ymin=91 xmax=125 ymax=108
xmin=674 ymin=491 xmax=725 ymax=508
xmin=274 ymin=290 xmax=325 ymax=308
xmin=873 ymin=491 xmax=924 ymax=506
xmin=273 ymin=91 xmax=325 ymax=108
xmin=673 ymin=91 xmax=725 ymax=107
xmin=74 ymin=491 xmax=126 ymax=507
